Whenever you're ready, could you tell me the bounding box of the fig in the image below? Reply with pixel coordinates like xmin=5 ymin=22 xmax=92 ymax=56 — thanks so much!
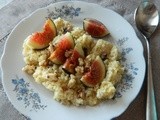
xmin=62 ymin=43 xmax=84 ymax=73
xmin=56 ymin=32 xmax=74 ymax=50
xmin=49 ymin=32 xmax=74 ymax=64
xmin=48 ymin=48 xmax=66 ymax=64
xmin=83 ymin=18 xmax=109 ymax=38
xmin=81 ymin=56 xmax=105 ymax=87
xmin=26 ymin=18 xmax=57 ymax=49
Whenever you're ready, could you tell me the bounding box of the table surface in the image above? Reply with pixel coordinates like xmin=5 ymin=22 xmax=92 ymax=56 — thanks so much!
xmin=0 ymin=0 xmax=12 ymax=9
xmin=0 ymin=0 xmax=160 ymax=120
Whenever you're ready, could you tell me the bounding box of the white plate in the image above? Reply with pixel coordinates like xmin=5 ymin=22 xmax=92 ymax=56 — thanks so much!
xmin=1 ymin=1 xmax=145 ymax=120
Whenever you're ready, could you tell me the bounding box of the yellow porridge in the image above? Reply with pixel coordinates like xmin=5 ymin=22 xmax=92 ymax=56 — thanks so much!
xmin=22 ymin=17 xmax=124 ymax=106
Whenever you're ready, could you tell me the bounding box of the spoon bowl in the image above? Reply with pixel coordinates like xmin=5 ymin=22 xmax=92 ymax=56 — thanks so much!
xmin=134 ymin=1 xmax=159 ymax=120
xmin=134 ymin=1 xmax=159 ymax=38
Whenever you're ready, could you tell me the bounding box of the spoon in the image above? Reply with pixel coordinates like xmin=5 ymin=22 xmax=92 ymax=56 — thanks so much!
xmin=134 ymin=1 xmax=159 ymax=120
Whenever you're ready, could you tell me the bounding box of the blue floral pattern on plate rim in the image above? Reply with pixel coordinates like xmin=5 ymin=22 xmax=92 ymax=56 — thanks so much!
xmin=12 ymin=75 xmax=47 ymax=112
xmin=46 ymin=5 xmax=81 ymax=19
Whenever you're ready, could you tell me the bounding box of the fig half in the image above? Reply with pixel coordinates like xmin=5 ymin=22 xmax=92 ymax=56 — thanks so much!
xmin=81 ymin=56 xmax=105 ymax=87
xmin=83 ymin=18 xmax=109 ymax=38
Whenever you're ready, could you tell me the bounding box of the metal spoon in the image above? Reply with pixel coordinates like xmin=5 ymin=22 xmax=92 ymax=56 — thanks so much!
xmin=134 ymin=1 xmax=159 ymax=120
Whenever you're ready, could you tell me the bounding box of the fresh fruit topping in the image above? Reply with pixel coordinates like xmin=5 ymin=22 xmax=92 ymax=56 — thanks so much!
xmin=62 ymin=43 xmax=84 ymax=74
xmin=83 ymin=18 xmax=109 ymax=38
xmin=49 ymin=32 xmax=75 ymax=64
xmin=56 ymin=32 xmax=74 ymax=49
xmin=43 ymin=18 xmax=57 ymax=38
xmin=26 ymin=18 xmax=57 ymax=49
xmin=48 ymin=48 xmax=65 ymax=64
xmin=81 ymin=56 xmax=105 ymax=87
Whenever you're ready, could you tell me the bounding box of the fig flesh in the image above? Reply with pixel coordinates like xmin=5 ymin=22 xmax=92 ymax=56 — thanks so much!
xmin=26 ymin=18 xmax=57 ymax=49
xmin=48 ymin=48 xmax=66 ymax=64
xmin=81 ymin=56 xmax=105 ymax=87
xmin=62 ymin=43 xmax=84 ymax=73
xmin=56 ymin=32 xmax=74 ymax=50
xmin=83 ymin=18 xmax=109 ymax=38
xmin=49 ymin=32 xmax=74 ymax=64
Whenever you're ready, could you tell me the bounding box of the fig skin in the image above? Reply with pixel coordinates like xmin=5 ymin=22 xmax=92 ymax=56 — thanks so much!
xmin=62 ymin=43 xmax=84 ymax=74
xmin=81 ymin=56 xmax=105 ymax=87
xmin=26 ymin=18 xmax=57 ymax=49
xmin=83 ymin=18 xmax=109 ymax=38
xmin=49 ymin=32 xmax=75 ymax=64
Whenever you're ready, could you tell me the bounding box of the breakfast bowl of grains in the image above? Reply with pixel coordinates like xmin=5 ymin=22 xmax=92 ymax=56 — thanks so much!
xmin=1 ymin=1 xmax=145 ymax=120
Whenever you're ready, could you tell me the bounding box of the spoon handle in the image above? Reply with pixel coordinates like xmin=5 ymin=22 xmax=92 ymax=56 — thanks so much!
xmin=145 ymin=37 xmax=157 ymax=120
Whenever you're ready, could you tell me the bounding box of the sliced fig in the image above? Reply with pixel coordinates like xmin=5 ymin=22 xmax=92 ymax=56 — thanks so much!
xmin=81 ymin=56 xmax=105 ymax=87
xmin=83 ymin=18 xmax=109 ymax=38
xmin=49 ymin=32 xmax=75 ymax=64
xmin=43 ymin=18 xmax=57 ymax=40
xmin=26 ymin=18 xmax=57 ymax=49
xmin=48 ymin=48 xmax=65 ymax=64
xmin=62 ymin=43 xmax=84 ymax=73
xmin=56 ymin=32 xmax=74 ymax=50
